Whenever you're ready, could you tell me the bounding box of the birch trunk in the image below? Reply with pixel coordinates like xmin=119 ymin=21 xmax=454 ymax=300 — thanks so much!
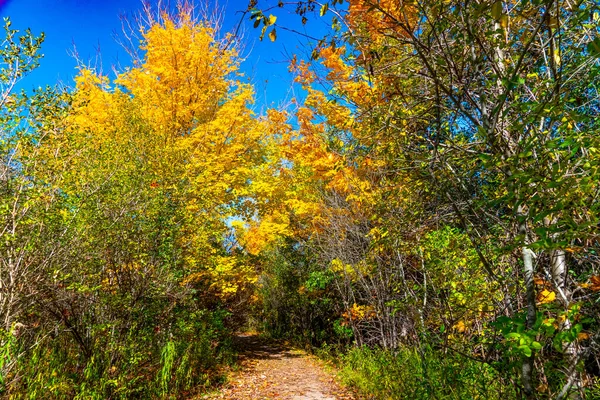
xmin=552 ymin=248 xmax=582 ymax=399
xmin=518 ymin=206 xmax=536 ymax=398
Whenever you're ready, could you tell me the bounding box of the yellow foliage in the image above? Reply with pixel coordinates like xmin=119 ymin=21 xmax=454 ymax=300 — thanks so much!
xmin=537 ymin=289 xmax=556 ymax=305
xmin=347 ymin=0 xmax=417 ymax=42
xmin=453 ymin=320 xmax=467 ymax=333
xmin=238 ymin=214 xmax=291 ymax=256
xmin=206 ymin=256 xmax=257 ymax=299
xmin=342 ymin=303 xmax=376 ymax=322
xmin=329 ymin=258 xmax=372 ymax=281
xmin=65 ymin=8 xmax=285 ymax=303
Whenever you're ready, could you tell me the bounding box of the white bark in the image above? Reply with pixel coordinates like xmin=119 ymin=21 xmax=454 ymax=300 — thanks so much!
xmin=521 ymin=245 xmax=537 ymax=397
xmin=518 ymin=205 xmax=536 ymax=398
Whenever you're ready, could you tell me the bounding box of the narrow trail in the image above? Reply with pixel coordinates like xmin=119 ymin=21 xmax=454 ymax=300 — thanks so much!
xmin=201 ymin=334 xmax=356 ymax=400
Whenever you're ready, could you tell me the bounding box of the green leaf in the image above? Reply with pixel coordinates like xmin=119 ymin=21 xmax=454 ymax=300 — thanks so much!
xmin=518 ymin=345 xmax=532 ymax=357
xmin=478 ymin=153 xmax=492 ymax=163
xmin=544 ymin=325 xmax=556 ymax=336
xmin=491 ymin=1 xmax=503 ymax=20
xmin=587 ymin=38 xmax=600 ymax=57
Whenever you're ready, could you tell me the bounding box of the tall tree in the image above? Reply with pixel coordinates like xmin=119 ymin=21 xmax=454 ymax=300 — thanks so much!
xmin=249 ymin=0 xmax=600 ymax=396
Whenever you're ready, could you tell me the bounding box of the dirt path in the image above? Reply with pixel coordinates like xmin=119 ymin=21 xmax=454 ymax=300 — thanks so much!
xmin=200 ymin=334 xmax=356 ymax=399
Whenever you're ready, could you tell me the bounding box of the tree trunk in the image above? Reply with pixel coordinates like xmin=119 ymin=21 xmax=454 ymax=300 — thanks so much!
xmin=552 ymin=248 xmax=582 ymax=399
xmin=519 ymin=206 xmax=536 ymax=398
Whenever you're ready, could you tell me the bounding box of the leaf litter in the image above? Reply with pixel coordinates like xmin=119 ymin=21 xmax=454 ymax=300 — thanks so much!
xmin=199 ymin=334 xmax=357 ymax=399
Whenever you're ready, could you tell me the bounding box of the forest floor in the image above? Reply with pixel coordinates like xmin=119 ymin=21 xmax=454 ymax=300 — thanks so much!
xmin=199 ymin=334 xmax=357 ymax=400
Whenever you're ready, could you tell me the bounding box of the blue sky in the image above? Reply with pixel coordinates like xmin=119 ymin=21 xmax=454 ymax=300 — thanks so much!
xmin=0 ymin=0 xmax=328 ymax=111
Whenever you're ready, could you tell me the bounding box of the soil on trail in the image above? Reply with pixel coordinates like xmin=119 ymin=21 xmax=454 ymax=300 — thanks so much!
xmin=201 ymin=334 xmax=356 ymax=400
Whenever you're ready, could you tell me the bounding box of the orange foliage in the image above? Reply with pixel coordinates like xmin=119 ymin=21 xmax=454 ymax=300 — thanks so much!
xmin=347 ymin=0 xmax=417 ymax=41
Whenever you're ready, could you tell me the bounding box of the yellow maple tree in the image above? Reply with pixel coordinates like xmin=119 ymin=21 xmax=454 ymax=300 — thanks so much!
xmin=65 ymin=7 xmax=283 ymax=301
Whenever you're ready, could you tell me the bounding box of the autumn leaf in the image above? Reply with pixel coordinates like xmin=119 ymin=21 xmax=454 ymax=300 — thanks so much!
xmin=534 ymin=277 xmax=548 ymax=286
xmin=577 ymin=332 xmax=590 ymax=341
xmin=536 ymin=289 xmax=556 ymax=305
xmin=268 ymin=27 xmax=277 ymax=42
xmin=453 ymin=320 xmax=467 ymax=333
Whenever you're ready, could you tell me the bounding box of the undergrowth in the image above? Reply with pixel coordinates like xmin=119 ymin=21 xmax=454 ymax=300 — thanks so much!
xmin=316 ymin=345 xmax=518 ymax=400
xmin=0 ymin=309 xmax=234 ymax=399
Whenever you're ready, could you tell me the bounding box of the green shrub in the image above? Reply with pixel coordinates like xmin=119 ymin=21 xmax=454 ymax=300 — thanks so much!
xmin=4 ymin=308 xmax=232 ymax=399
xmin=337 ymin=346 xmax=517 ymax=400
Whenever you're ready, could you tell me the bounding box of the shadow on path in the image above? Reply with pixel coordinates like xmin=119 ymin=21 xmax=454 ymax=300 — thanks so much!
xmin=201 ymin=333 xmax=356 ymax=399
xmin=232 ymin=334 xmax=303 ymax=362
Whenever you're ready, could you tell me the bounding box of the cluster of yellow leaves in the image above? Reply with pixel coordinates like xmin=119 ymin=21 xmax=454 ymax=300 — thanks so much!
xmin=319 ymin=46 xmax=351 ymax=81
xmin=208 ymin=256 xmax=258 ymax=299
xmin=284 ymin=55 xmax=383 ymax=236
xmin=347 ymin=0 xmax=417 ymax=43
xmin=316 ymin=46 xmax=374 ymax=109
xmin=271 ymin=27 xmax=418 ymax=275
xmin=453 ymin=320 xmax=468 ymax=333
xmin=329 ymin=258 xmax=373 ymax=281
xmin=236 ymin=214 xmax=291 ymax=256
xmin=341 ymin=303 xmax=376 ymax=324
xmin=70 ymin=70 xmax=117 ymax=141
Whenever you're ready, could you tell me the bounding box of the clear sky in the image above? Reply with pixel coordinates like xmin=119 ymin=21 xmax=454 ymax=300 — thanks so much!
xmin=0 ymin=0 xmax=327 ymax=112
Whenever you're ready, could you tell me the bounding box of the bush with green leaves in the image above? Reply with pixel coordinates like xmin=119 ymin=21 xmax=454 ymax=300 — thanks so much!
xmin=337 ymin=345 xmax=516 ymax=400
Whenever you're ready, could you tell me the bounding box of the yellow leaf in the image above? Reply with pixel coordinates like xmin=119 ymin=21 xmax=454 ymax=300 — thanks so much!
xmin=453 ymin=320 xmax=466 ymax=333
xmin=537 ymin=384 xmax=548 ymax=393
xmin=537 ymin=289 xmax=556 ymax=305
xmin=553 ymin=49 xmax=561 ymax=67
xmin=268 ymin=28 xmax=277 ymax=42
